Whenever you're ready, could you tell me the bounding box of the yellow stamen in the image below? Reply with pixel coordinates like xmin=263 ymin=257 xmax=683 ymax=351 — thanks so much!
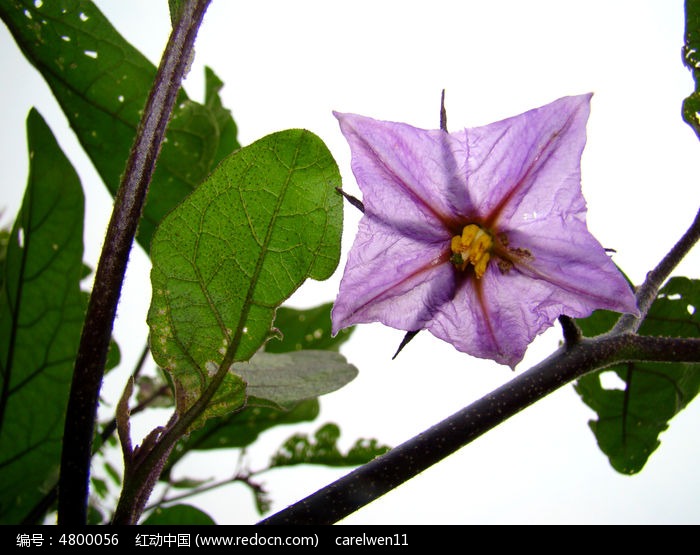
xmin=450 ymin=224 xmax=493 ymax=278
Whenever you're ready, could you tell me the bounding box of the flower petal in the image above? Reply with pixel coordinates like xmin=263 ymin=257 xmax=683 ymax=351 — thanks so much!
xmin=429 ymin=263 xmax=591 ymax=369
xmin=501 ymin=220 xmax=639 ymax=315
xmin=427 ymin=269 xmax=530 ymax=368
xmin=334 ymin=112 xmax=471 ymax=237
xmin=461 ymin=94 xmax=593 ymax=227
xmin=332 ymin=95 xmax=639 ymax=368
xmin=331 ymin=215 xmax=454 ymax=334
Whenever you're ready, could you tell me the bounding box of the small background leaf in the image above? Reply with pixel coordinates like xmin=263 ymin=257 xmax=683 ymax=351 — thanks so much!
xmin=237 ymin=351 xmax=357 ymax=407
xmin=141 ymin=504 xmax=216 ymax=525
xmin=0 ymin=110 xmax=84 ymax=523
xmin=575 ymin=277 xmax=700 ymax=474
xmin=269 ymin=423 xmax=390 ymax=468
xmin=161 ymin=400 xmax=319 ymax=479
xmin=148 ymin=129 xmax=342 ymax=430
xmin=167 ymin=0 xmax=186 ymax=27
xmin=0 ymin=0 xmax=240 ymax=251
xmin=265 ymin=302 xmax=353 ymax=353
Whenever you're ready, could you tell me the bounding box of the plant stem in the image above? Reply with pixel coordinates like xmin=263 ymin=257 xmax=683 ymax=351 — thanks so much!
xmin=258 ymin=210 xmax=700 ymax=525
xmin=57 ymin=0 xmax=211 ymax=525
xmin=612 ymin=207 xmax=700 ymax=334
xmin=258 ymin=333 xmax=700 ymax=525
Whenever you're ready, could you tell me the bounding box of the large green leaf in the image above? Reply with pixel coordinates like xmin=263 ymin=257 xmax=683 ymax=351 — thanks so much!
xmin=148 ymin=129 xmax=343 ymax=430
xmin=265 ymin=303 xmax=353 ymax=353
xmin=683 ymin=0 xmax=700 ymax=139
xmin=270 ymin=423 xmax=390 ymax=469
xmin=575 ymin=277 xmax=700 ymax=474
xmin=0 ymin=0 xmax=239 ymax=251
xmin=0 ymin=109 xmax=85 ymax=523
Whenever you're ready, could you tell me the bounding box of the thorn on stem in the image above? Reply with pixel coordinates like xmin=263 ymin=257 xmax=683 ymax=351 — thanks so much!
xmin=335 ymin=187 xmax=365 ymax=213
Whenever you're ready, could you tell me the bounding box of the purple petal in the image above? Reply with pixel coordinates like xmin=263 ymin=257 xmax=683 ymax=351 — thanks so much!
xmin=461 ymin=94 xmax=592 ymax=227
xmin=425 ymin=220 xmax=638 ymax=369
xmin=429 ymin=262 xmax=597 ymax=369
xmin=427 ymin=269 xmax=533 ymax=368
xmin=500 ymin=220 xmax=639 ymax=316
xmin=331 ymin=215 xmax=454 ymax=334
xmin=331 ymin=95 xmax=639 ymax=368
xmin=334 ymin=112 xmax=471 ymax=236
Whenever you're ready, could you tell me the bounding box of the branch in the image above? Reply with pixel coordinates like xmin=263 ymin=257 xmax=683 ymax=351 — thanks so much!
xmin=612 ymin=207 xmax=700 ymax=334
xmin=57 ymin=0 xmax=212 ymax=525
xmin=144 ymin=473 xmax=265 ymax=515
xmin=258 ymin=210 xmax=700 ymax=525
xmin=258 ymin=334 xmax=700 ymax=525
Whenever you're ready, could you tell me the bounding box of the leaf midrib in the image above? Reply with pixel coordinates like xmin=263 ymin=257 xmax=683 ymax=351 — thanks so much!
xmin=0 ymin=191 xmax=33 ymax=438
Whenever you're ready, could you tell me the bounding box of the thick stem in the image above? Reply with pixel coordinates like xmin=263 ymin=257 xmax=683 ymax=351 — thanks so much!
xmin=21 ymin=344 xmax=154 ymax=525
xmin=612 ymin=207 xmax=700 ymax=334
xmin=57 ymin=0 xmax=211 ymax=525
xmin=258 ymin=207 xmax=700 ymax=525
xmin=258 ymin=334 xmax=700 ymax=525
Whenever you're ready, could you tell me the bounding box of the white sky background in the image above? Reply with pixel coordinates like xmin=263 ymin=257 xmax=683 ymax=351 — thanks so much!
xmin=1 ymin=0 xmax=699 ymax=524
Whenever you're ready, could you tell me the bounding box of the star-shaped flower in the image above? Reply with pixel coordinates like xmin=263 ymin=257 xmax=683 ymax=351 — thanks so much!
xmin=331 ymin=94 xmax=638 ymax=368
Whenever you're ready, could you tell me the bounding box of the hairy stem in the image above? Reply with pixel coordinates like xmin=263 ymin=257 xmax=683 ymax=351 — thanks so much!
xmin=259 ymin=334 xmax=700 ymax=525
xmin=259 ymin=210 xmax=700 ymax=525
xmin=20 ymin=377 xmax=168 ymax=525
xmin=612 ymin=207 xmax=700 ymax=334
xmin=57 ymin=0 xmax=211 ymax=525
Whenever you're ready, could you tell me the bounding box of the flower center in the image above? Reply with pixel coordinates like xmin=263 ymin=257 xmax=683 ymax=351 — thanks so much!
xmin=450 ymin=224 xmax=493 ymax=278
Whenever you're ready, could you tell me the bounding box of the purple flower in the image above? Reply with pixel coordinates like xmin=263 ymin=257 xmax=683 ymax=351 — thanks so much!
xmin=331 ymin=94 xmax=639 ymax=368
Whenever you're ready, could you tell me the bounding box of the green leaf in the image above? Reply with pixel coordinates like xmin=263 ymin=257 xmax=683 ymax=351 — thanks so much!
xmin=148 ymin=129 xmax=343 ymax=430
xmin=266 ymin=303 xmax=354 ymax=353
xmin=575 ymin=277 xmax=700 ymax=474
xmin=270 ymin=423 xmax=391 ymax=469
xmin=91 ymin=477 xmax=108 ymax=499
xmin=141 ymin=504 xmax=216 ymax=525
xmin=253 ymin=488 xmax=272 ymax=516
xmin=0 ymin=0 xmax=240 ymax=251
xmin=192 ymin=399 xmax=320 ymax=451
xmin=683 ymin=0 xmax=700 ymax=138
xmin=168 ymin=0 xmax=186 ymax=26
xmin=161 ymin=399 xmax=319 ymax=480
xmin=87 ymin=504 xmax=104 ymax=525
xmin=237 ymin=351 xmax=357 ymax=407
xmin=0 ymin=109 xmax=85 ymax=523
xmin=104 ymin=462 xmax=121 ymax=487
xmin=204 ymin=66 xmax=240 ymax=165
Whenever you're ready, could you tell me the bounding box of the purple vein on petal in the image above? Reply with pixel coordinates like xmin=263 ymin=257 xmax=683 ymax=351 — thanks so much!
xmin=342 ymin=250 xmax=453 ymax=325
xmin=439 ymin=129 xmax=474 ymax=229
xmin=484 ymin=111 xmax=576 ymax=229
xmin=349 ymin=129 xmax=456 ymax=231
xmin=473 ymin=276 xmax=502 ymax=360
xmin=512 ymin=257 xmax=632 ymax=309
